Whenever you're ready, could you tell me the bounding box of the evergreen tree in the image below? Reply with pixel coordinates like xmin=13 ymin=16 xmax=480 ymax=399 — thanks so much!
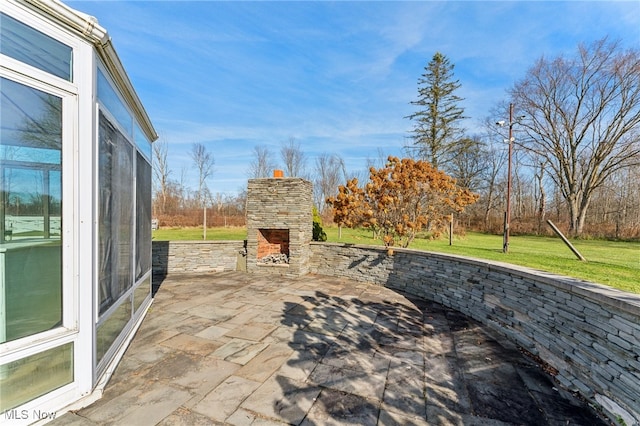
xmin=406 ymin=52 xmax=466 ymax=169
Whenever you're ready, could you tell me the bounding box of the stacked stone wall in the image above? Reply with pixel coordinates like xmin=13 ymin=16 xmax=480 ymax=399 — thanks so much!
xmin=309 ymin=242 xmax=640 ymax=426
xmin=152 ymin=240 xmax=244 ymax=276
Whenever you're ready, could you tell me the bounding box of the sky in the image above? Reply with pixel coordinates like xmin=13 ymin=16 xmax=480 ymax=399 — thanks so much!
xmin=67 ymin=0 xmax=640 ymax=196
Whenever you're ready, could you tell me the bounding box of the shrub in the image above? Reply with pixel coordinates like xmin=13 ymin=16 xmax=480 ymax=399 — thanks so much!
xmin=312 ymin=207 xmax=327 ymax=241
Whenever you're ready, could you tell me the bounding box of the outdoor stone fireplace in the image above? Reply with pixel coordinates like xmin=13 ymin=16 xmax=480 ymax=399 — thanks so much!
xmin=246 ymin=175 xmax=312 ymax=276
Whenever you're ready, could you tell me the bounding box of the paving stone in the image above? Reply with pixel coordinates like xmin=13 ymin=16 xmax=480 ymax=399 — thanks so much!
xmin=219 ymin=308 xmax=260 ymax=328
xmin=85 ymin=385 xmax=191 ymax=425
xmin=173 ymin=315 xmax=216 ymax=335
xmin=194 ymin=324 xmax=230 ymax=340
xmin=424 ymin=355 xmax=471 ymax=413
xmin=321 ymin=342 xmax=391 ymax=373
xmin=164 ymin=298 xmax=206 ymax=314
xmin=105 ymin=353 xmax=152 ymax=388
xmin=426 ymin=405 xmax=465 ymax=426
xmin=43 ymin=412 xmax=98 ymax=425
xmin=304 ymin=317 xmax=348 ymax=336
xmin=378 ymin=408 xmax=429 ymax=426
xmin=251 ymin=310 xmax=286 ymax=325
xmin=212 ymin=338 xmax=256 ymax=360
xmin=188 ymin=305 xmax=238 ymax=322
xmin=79 ymin=387 xmax=143 ymax=424
xmin=226 ymin=408 xmax=289 ymax=426
xmin=236 ymin=343 xmax=294 ymax=382
xmin=159 ymin=333 xmax=222 ymax=356
xmin=225 ymin=322 xmax=277 ymax=341
xmin=300 ymin=389 xmax=379 ymax=426
xmin=382 ymin=375 xmax=427 ymax=418
xmin=277 ymin=349 xmax=322 ymax=381
xmin=156 ymin=407 xmax=224 ymax=426
xmin=383 ymin=346 xmax=425 ymax=368
xmin=172 ymin=356 xmax=240 ymax=398
xmin=143 ymin=351 xmax=202 ymax=381
xmin=192 ymin=375 xmax=262 ymax=422
xmin=308 ymin=363 xmax=387 ymax=401
xmin=126 ymin=328 xmax=181 ymax=352
xmin=226 ymin=342 xmax=270 ymax=365
xmin=240 ymin=374 xmax=321 ymax=424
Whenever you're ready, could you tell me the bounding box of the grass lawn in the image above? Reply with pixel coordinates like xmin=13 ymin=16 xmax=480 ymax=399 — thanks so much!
xmin=153 ymin=226 xmax=246 ymax=241
xmin=153 ymin=226 xmax=640 ymax=294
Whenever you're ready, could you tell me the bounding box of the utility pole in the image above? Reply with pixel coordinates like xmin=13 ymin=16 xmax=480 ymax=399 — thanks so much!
xmin=496 ymin=103 xmax=523 ymax=253
xmin=504 ymin=103 xmax=513 ymax=253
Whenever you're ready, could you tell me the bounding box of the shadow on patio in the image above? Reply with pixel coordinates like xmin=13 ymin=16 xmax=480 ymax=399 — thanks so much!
xmin=50 ymin=272 xmax=607 ymax=426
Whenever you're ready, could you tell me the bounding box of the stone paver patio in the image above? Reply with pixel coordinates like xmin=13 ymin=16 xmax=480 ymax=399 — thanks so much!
xmin=50 ymin=272 xmax=607 ymax=425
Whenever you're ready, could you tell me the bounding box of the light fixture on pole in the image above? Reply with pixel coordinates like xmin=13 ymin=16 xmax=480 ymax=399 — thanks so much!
xmin=496 ymin=103 xmax=524 ymax=253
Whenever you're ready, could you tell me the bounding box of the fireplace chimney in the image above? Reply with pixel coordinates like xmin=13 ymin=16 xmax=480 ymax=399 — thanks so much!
xmin=246 ymin=177 xmax=312 ymax=277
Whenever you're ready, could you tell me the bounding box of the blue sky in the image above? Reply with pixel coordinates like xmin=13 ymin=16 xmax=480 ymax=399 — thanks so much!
xmin=68 ymin=1 xmax=640 ymax=196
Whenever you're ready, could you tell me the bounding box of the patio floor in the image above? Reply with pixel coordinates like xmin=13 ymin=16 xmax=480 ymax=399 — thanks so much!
xmin=51 ymin=272 xmax=606 ymax=425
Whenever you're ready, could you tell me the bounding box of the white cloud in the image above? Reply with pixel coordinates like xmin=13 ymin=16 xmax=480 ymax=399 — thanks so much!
xmin=69 ymin=0 xmax=639 ymax=195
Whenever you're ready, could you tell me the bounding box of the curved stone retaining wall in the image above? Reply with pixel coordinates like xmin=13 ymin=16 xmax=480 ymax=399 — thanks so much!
xmin=308 ymin=243 xmax=640 ymax=426
xmin=151 ymin=240 xmax=639 ymax=425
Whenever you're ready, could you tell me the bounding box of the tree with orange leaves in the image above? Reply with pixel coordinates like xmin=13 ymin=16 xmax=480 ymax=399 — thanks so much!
xmin=327 ymin=156 xmax=478 ymax=248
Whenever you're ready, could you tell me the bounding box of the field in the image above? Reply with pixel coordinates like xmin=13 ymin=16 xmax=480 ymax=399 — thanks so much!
xmin=153 ymin=226 xmax=640 ymax=294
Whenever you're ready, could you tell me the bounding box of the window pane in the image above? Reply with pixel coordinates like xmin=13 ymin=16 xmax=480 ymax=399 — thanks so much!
xmin=0 ymin=77 xmax=62 ymax=153
xmin=134 ymin=123 xmax=152 ymax=160
xmin=96 ymin=297 xmax=131 ymax=364
xmin=97 ymin=69 xmax=132 ymax=136
xmin=98 ymin=111 xmax=133 ymax=315
xmin=0 ymin=13 xmax=72 ymax=81
xmin=1 ymin=77 xmax=63 ymax=343
xmin=133 ymin=276 xmax=150 ymax=313
xmin=135 ymin=152 xmax=151 ymax=280
xmin=0 ymin=342 xmax=73 ymax=411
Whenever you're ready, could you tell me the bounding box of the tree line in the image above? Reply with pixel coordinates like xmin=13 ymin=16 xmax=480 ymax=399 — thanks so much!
xmin=153 ymin=37 xmax=639 ymax=240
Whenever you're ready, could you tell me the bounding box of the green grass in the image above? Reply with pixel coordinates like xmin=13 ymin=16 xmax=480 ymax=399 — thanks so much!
xmin=153 ymin=226 xmax=640 ymax=294
xmin=153 ymin=226 xmax=247 ymax=241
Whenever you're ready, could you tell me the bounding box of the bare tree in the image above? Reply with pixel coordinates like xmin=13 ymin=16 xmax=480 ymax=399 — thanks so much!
xmin=313 ymin=153 xmax=347 ymax=213
xmin=365 ymin=148 xmax=390 ymax=170
xmin=152 ymin=139 xmax=172 ymax=215
xmin=511 ymin=38 xmax=640 ymax=236
xmin=280 ymin=137 xmax=307 ymax=178
xmin=479 ymin=140 xmax=507 ymax=231
xmin=448 ymin=135 xmax=488 ymax=192
xmin=190 ymin=143 xmax=214 ymax=239
xmin=533 ymin=160 xmax=547 ymax=234
xmin=248 ymin=145 xmax=277 ymax=178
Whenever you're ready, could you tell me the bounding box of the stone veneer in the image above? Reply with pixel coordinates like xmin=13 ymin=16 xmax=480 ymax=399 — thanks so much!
xmin=308 ymin=242 xmax=640 ymax=426
xmin=150 ymin=240 xmax=640 ymax=425
xmin=245 ymin=177 xmax=313 ymax=277
xmin=152 ymin=241 xmax=244 ymax=278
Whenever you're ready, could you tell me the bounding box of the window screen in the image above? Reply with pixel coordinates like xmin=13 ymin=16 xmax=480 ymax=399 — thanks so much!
xmin=98 ymin=110 xmax=133 ymax=315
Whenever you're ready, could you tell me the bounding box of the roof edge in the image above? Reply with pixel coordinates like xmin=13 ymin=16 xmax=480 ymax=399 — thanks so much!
xmin=20 ymin=0 xmax=158 ymax=142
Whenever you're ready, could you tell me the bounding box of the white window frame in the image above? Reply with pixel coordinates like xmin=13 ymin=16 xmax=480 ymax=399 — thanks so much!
xmin=0 ymin=68 xmax=77 ymax=357
xmin=0 ymin=0 xmax=82 ymax=385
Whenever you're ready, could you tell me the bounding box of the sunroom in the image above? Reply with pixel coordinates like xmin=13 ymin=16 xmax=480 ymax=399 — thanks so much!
xmin=0 ymin=0 xmax=157 ymax=423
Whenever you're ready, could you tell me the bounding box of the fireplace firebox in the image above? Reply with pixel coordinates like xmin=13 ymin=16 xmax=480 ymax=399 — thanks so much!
xmin=257 ymin=228 xmax=289 ymax=264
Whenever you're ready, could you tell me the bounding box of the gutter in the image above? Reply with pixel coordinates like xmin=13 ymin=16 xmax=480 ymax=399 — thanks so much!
xmin=20 ymin=0 xmax=159 ymax=142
